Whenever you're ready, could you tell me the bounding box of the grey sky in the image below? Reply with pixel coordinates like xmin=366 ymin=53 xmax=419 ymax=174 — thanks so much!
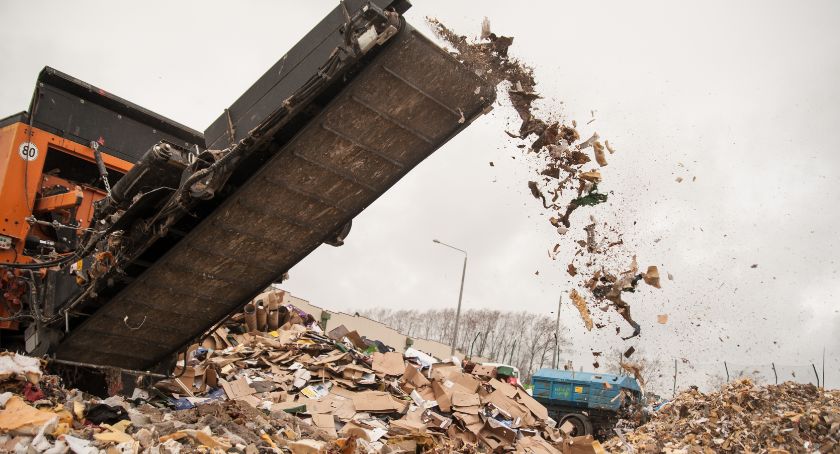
xmin=1 ymin=1 xmax=838 ymax=392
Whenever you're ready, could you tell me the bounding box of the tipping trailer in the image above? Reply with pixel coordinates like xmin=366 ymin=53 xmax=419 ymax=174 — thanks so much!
xmin=531 ymin=369 xmax=642 ymax=438
xmin=0 ymin=1 xmax=495 ymax=373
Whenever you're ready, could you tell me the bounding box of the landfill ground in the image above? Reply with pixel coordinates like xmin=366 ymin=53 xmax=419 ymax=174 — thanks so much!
xmin=0 ymin=294 xmax=837 ymax=453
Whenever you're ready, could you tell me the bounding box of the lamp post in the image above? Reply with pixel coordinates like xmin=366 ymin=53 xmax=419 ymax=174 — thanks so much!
xmin=553 ymin=293 xmax=562 ymax=369
xmin=433 ymin=239 xmax=467 ymax=357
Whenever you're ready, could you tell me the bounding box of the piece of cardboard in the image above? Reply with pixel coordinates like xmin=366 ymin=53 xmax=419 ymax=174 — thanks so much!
xmin=560 ymin=421 xmax=575 ymax=434
xmin=220 ymin=377 xmax=254 ymax=400
xmin=643 ymin=266 xmax=661 ymax=288
xmin=431 ymin=381 xmax=452 ymax=413
xmin=339 ymin=420 xmax=387 ymax=442
xmin=390 ymin=439 xmax=419 ymax=453
xmin=488 ymin=378 xmax=518 ymax=399
xmin=310 ymin=413 xmax=337 ymax=438
xmin=416 ymin=385 xmax=436 ymax=402
xmin=453 ymin=411 xmax=484 ymax=434
xmin=478 ymin=419 xmax=517 ymax=450
xmin=235 ymin=395 xmax=261 ymax=408
xmin=430 ymin=363 xmax=460 ymax=383
xmin=471 ymin=364 xmax=497 ymax=378
xmin=515 ymin=436 xmax=562 ymax=454
xmin=342 ymin=364 xmax=373 ymax=381
xmin=271 ymin=400 xmax=307 ymax=414
xmin=389 ymin=418 xmax=426 ymax=435
xmin=452 ymin=392 xmax=480 ymax=407
xmin=173 ymin=377 xmax=195 ymax=398
xmin=333 ymin=401 xmax=357 ymax=421
xmin=205 ymin=367 xmax=218 ymax=389
xmin=168 ymin=366 xmax=199 ymax=395
xmin=214 ymin=326 xmax=232 ymax=348
xmin=566 ymin=435 xmax=606 ymax=454
xmin=424 ymin=410 xmax=452 ymax=430
xmin=449 ymin=372 xmax=480 ymax=394
xmin=403 ymin=364 xmax=431 ymax=388
xmin=0 ymin=396 xmax=59 ymax=436
xmin=351 ymin=391 xmax=405 ymax=413
xmin=516 ymin=389 xmax=549 ymax=421
xmin=210 ymin=354 xmax=243 ymax=368
xmin=371 ymin=352 xmax=405 ymax=376
xmin=448 ymin=424 xmax=478 ymax=444
xmin=312 ymin=350 xmax=348 ymax=366
xmin=327 ymin=324 xmax=350 ymax=341
xmin=409 ymin=389 xmax=425 ymax=407
xmin=250 ymin=379 xmax=276 ymax=393
xmin=267 ymin=391 xmax=288 ymax=403
xmin=452 ymin=405 xmax=480 ymax=415
xmin=345 ymin=331 xmax=367 ymax=350
xmin=286 ymin=439 xmax=326 ymax=453
xmin=292 ymin=369 xmax=311 ymax=389
xmin=330 ymin=386 xmax=357 ymax=399
xmin=484 ymin=389 xmax=530 ymax=425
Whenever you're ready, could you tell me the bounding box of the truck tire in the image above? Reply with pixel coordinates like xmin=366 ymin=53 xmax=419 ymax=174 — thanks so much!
xmin=559 ymin=413 xmax=593 ymax=436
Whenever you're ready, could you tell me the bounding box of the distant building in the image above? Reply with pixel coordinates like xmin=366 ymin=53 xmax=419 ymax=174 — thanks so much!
xmin=273 ymin=288 xmax=483 ymax=362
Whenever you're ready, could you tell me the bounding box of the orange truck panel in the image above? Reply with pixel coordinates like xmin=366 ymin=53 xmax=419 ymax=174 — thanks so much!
xmin=34 ymin=188 xmax=84 ymax=213
xmin=0 ymin=123 xmax=46 ymax=243
xmin=0 ymin=121 xmax=132 ymax=265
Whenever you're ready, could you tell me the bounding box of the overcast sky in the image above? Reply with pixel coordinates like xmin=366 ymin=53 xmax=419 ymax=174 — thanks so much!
xmin=1 ymin=1 xmax=838 ymax=392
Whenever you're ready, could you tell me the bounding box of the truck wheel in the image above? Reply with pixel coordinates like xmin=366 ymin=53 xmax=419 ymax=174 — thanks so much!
xmin=559 ymin=414 xmax=593 ymax=436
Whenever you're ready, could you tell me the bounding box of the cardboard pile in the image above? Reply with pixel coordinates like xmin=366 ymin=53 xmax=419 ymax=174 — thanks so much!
xmin=604 ymin=379 xmax=840 ymax=453
xmin=151 ymin=289 xmax=575 ymax=452
xmin=0 ymin=292 xmax=607 ymax=453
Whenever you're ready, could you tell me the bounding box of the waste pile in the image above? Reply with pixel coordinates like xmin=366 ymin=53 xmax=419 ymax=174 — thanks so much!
xmin=0 ymin=290 xmax=608 ymax=453
xmin=604 ymin=379 xmax=840 ymax=453
xmin=427 ymin=19 xmax=662 ymax=341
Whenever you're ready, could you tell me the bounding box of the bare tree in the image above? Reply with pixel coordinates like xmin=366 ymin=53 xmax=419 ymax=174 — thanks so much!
xmin=605 ymin=347 xmax=664 ymax=390
xmin=358 ymin=307 xmax=569 ymax=381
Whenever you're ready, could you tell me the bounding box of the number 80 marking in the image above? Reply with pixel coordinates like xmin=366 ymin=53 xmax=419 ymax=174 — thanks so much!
xmin=18 ymin=142 xmax=39 ymax=161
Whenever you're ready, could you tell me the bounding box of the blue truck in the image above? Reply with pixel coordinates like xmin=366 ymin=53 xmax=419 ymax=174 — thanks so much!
xmin=531 ymin=368 xmax=642 ymax=437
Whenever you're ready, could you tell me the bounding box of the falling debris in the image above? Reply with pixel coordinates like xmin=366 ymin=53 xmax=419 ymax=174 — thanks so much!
xmin=593 ymin=141 xmax=608 ymax=166
xmin=569 ymin=289 xmax=593 ymax=331
xmin=527 ymin=180 xmax=547 ymax=207
xmin=578 ymin=170 xmax=602 ymax=183
xmin=428 ymin=18 xmax=663 ymax=340
xmin=480 ymin=16 xmax=491 ymax=40
xmin=620 ymin=362 xmax=646 ymax=389
xmin=643 ymin=266 xmax=661 ymax=288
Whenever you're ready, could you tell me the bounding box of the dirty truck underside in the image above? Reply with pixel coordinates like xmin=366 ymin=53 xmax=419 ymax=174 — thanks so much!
xmin=2 ymin=1 xmax=495 ymax=371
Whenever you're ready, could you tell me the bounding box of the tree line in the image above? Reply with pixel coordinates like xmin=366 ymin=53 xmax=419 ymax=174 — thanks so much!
xmin=357 ymin=307 xmax=568 ymax=382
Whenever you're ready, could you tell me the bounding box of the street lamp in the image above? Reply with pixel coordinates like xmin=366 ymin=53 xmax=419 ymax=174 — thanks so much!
xmin=553 ymin=293 xmax=562 ymax=369
xmin=432 ymin=239 xmax=467 ymax=356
